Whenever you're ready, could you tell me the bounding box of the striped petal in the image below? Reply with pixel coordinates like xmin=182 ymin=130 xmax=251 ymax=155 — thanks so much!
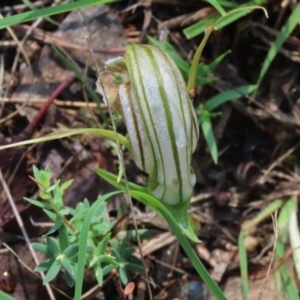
xmin=97 ymin=45 xmax=199 ymax=205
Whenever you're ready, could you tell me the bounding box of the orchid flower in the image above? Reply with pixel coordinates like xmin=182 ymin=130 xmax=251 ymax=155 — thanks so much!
xmin=96 ymin=44 xmax=199 ymax=206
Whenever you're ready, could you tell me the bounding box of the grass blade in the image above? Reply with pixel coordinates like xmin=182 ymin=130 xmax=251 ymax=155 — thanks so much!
xmin=200 ymin=113 xmax=218 ymax=164
xmin=238 ymin=232 xmax=249 ymax=300
xmin=0 ymin=0 xmax=118 ymax=29
xmin=276 ymin=241 xmax=300 ymax=300
xmin=255 ymin=3 xmax=300 ymax=90
xmin=0 ymin=291 xmax=16 ymax=300
xmin=0 ymin=128 xmax=130 ymax=152
xmin=203 ymin=85 xmax=257 ymax=112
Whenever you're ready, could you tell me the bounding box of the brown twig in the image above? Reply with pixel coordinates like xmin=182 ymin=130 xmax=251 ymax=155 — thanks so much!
xmin=111 ymin=269 xmax=126 ymax=300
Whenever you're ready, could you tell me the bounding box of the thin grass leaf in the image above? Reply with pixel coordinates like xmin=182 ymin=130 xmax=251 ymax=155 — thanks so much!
xmin=238 ymin=232 xmax=249 ymax=300
xmin=277 ymin=198 xmax=295 ymax=230
xmin=0 ymin=0 xmax=118 ymax=29
xmin=200 ymin=113 xmax=218 ymax=164
xmin=0 ymin=291 xmax=17 ymax=300
xmin=288 ymin=206 xmax=300 ymax=284
xmin=187 ymin=6 xmax=267 ymax=92
xmin=205 ymin=0 xmax=226 ymax=15
xmin=203 ymin=85 xmax=257 ymax=111
xmin=255 ymin=3 xmax=300 ymax=90
xmin=74 ymin=191 xmax=121 ymax=300
xmin=21 ymin=0 xmax=59 ymax=26
xmin=276 ymin=241 xmax=300 ymax=300
xmin=184 ymin=6 xmax=254 ymax=39
xmin=147 ymin=37 xmax=227 ymax=86
xmin=184 ymin=13 xmax=220 ymax=39
xmin=0 ymin=128 xmax=130 ymax=152
xmin=241 ymin=199 xmax=284 ymax=232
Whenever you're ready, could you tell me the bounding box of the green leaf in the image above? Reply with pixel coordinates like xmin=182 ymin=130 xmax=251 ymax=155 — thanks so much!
xmin=91 ymin=203 xmax=106 ymax=221
xmin=125 ymin=262 xmax=144 ymax=273
xmin=89 ymin=223 xmax=110 ymax=238
xmin=242 ymin=199 xmax=284 ymax=232
xmin=203 ymin=85 xmax=257 ymax=112
xmin=0 ymin=128 xmax=130 ymax=153
xmin=256 ymin=3 xmax=300 ymax=90
xmin=64 ymin=245 xmax=79 ymax=258
xmin=44 ymin=260 xmax=62 ymax=284
xmin=65 ymin=270 xmax=76 ymax=288
xmin=200 ymin=113 xmax=218 ymax=164
xmin=205 ymin=0 xmax=226 ymax=15
xmin=45 ymin=218 xmax=63 ymax=236
xmin=58 ymin=225 xmax=69 ymax=252
xmin=43 ymin=209 xmax=58 ymax=222
xmin=32 ymin=242 xmax=50 ymax=256
xmin=276 ymin=241 xmax=300 ymax=300
xmin=119 ymin=267 xmax=128 ymax=285
xmin=35 ymin=258 xmax=55 ymax=272
xmin=61 ymin=258 xmax=76 ymax=281
xmin=97 ymin=170 xmax=226 ymax=300
xmin=277 ymin=198 xmax=296 ymax=231
xmin=0 ymin=291 xmax=17 ymax=300
xmin=238 ymin=232 xmax=249 ymax=300
xmin=24 ymin=197 xmax=52 ymax=210
xmin=95 ymin=168 xmax=148 ymax=194
xmin=32 ymin=165 xmax=41 ymax=182
xmin=74 ymin=191 xmax=121 ymax=300
xmin=198 ymin=50 xmax=231 ymax=77
xmin=94 ymin=265 xmax=104 ymax=286
xmin=93 ymin=255 xmax=119 ymax=265
xmin=95 ymin=234 xmax=111 ymax=256
xmin=61 ymin=179 xmax=73 ymax=191
xmin=0 ymin=0 xmax=119 ymax=29
xmin=46 ymin=237 xmax=61 ymax=256
xmin=39 ymin=192 xmax=52 ymax=200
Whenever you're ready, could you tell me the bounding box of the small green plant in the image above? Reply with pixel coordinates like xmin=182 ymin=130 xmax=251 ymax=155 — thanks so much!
xmin=27 ymin=166 xmax=142 ymax=289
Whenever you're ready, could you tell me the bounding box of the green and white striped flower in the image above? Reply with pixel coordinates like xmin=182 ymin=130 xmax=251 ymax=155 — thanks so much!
xmin=96 ymin=44 xmax=199 ymax=205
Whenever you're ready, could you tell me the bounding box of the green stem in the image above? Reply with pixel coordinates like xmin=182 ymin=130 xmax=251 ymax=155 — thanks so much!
xmin=187 ymin=5 xmax=267 ymax=93
xmin=131 ymin=190 xmax=227 ymax=300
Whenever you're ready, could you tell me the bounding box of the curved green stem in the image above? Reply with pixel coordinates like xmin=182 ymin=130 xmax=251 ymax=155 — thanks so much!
xmin=96 ymin=168 xmax=227 ymax=299
xmin=0 ymin=128 xmax=131 ymax=153
xmin=187 ymin=5 xmax=268 ymax=93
